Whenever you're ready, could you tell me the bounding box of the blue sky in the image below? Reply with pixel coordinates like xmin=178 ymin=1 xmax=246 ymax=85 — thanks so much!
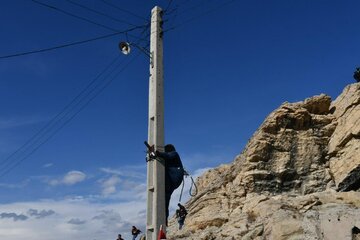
xmin=0 ymin=0 xmax=359 ymax=239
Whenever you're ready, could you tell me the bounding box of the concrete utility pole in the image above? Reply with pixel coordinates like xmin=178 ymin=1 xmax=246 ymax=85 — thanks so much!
xmin=146 ymin=6 xmax=165 ymax=240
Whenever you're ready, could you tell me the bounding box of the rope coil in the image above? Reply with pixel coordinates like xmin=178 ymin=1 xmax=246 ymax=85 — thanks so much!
xmin=179 ymin=169 xmax=198 ymax=203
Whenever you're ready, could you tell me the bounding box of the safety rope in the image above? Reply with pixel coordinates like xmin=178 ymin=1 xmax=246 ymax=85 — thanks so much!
xmin=189 ymin=175 xmax=198 ymax=197
xmin=178 ymin=169 xmax=198 ymax=202
xmin=179 ymin=176 xmax=185 ymax=202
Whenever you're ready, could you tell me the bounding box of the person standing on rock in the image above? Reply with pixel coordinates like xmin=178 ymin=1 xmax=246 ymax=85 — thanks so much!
xmin=354 ymin=67 xmax=360 ymax=82
xmin=155 ymin=144 xmax=185 ymax=224
xmin=131 ymin=226 xmax=141 ymax=240
xmin=176 ymin=203 xmax=188 ymax=230
xmin=116 ymin=234 xmax=124 ymax=240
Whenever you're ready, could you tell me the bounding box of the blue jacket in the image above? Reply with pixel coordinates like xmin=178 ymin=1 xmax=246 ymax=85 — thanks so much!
xmin=156 ymin=151 xmax=183 ymax=169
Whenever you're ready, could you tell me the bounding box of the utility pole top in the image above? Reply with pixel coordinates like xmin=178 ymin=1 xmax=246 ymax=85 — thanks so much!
xmin=152 ymin=6 xmax=162 ymax=12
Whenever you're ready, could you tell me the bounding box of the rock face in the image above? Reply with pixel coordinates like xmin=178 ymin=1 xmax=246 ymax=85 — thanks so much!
xmin=167 ymin=83 xmax=360 ymax=240
xmin=328 ymin=83 xmax=360 ymax=191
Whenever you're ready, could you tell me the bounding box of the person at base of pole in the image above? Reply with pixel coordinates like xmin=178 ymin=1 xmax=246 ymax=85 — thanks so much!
xmin=131 ymin=226 xmax=141 ymax=240
xmin=155 ymin=144 xmax=184 ymax=223
xmin=176 ymin=203 xmax=188 ymax=230
xmin=116 ymin=234 xmax=124 ymax=240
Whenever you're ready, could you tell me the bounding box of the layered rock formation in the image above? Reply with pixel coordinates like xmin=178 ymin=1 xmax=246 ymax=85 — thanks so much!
xmin=168 ymin=83 xmax=360 ymax=240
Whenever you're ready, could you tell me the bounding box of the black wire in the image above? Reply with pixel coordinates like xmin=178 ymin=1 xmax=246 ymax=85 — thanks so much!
xmin=166 ymin=4 xmax=179 ymax=32
xmin=0 ymin=55 xmax=121 ymax=170
xmin=164 ymin=0 xmax=174 ymax=14
xmin=180 ymin=0 xmax=192 ymax=5
xmin=32 ymin=0 xmax=148 ymax=42
xmin=0 ymin=0 xmax=237 ymax=178
xmin=0 ymin=53 xmax=142 ymax=179
xmin=0 ymin=52 xmax=141 ymax=178
xmin=175 ymin=0 xmax=217 ymax=16
xmin=100 ymin=0 xmax=147 ymax=21
xmin=0 ymin=26 xmax=150 ymax=179
xmin=0 ymin=25 xmax=145 ymax=60
xmin=164 ymin=0 xmax=206 ymax=16
xmin=31 ymin=0 xmax=122 ymax=32
xmin=164 ymin=0 xmax=237 ymax=33
xmin=65 ymin=0 xmax=136 ymax=27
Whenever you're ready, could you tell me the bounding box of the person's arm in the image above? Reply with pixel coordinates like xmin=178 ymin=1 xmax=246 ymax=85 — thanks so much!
xmin=156 ymin=151 xmax=178 ymax=160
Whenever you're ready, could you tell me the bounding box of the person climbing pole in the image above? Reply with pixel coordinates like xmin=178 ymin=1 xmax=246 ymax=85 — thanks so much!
xmin=155 ymin=144 xmax=185 ymax=224
xmin=176 ymin=203 xmax=188 ymax=230
xmin=354 ymin=67 xmax=360 ymax=82
xmin=116 ymin=234 xmax=124 ymax=240
xmin=131 ymin=226 xmax=141 ymax=240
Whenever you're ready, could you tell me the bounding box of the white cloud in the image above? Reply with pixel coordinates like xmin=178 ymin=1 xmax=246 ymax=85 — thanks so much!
xmin=98 ymin=165 xmax=147 ymax=198
xmin=0 ymin=198 xmax=146 ymax=240
xmin=0 ymin=212 xmax=28 ymax=221
xmin=27 ymin=209 xmax=55 ymax=219
xmin=0 ymin=116 xmax=46 ymax=130
xmin=42 ymin=163 xmax=53 ymax=168
xmin=0 ymin=166 xmax=210 ymax=240
xmin=181 ymin=152 xmax=234 ymax=170
xmin=100 ymin=175 xmax=120 ymax=196
xmin=100 ymin=165 xmax=146 ymax=179
xmin=0 ymin=179 xmax=30 ymax=189
xmin=49 ymin=171 xmax=86 ymax=186
xmin=67 ymin=218 xmax=86 ymax=225
xmin=63 ymin=171 xmax=86 ymax=185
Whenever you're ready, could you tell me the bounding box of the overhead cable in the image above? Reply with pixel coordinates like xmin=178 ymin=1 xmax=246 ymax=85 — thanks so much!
xmin=0 ymin=27 xmax=150 ymax=179
xmin=32 ymin=0 xmax=121 ymax=32
xmin=164 ymin=0 xmax=174 ymax=14
xmin=0 ymin=25 xmax=146 ymax=59
xmin=100 ymin=0 xmax=147 ymax=21
xmin=0 ymin=52 xmax=142 ymax=179
xmin=0 ymin=55 xmax=121 ymax=171
xmin=164 ymin=0 xmax=237 ymax=33
xmin=65 ymin=0 xmax=136 ymax=27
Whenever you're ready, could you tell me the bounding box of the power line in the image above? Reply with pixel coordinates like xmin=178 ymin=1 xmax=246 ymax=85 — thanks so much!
xmin=100 ymin=0 xmax=147 ymax=21
xmin=0 ymin=26 xmax=150 ymax=179
xmin=164 ymin=0 xmax=207 ymax=16
xmin=164 ymin=0 xmax=238 ymax=33
xmin=65 ymin=0 xmax=136 ymax=27
xmin=164 ymin=0 xmax=174 ymax=14
xmin=0 ymin=0 xmax=237 ymax=178
xmin=132 ymin=0 xmax=237 ymax=43
xmin=0 ymin=55 xmax=121 ymax=170
xmin=0 ymin=53 xmax=142 ymax=179
xmin=173 ymin=0 xmax=217 ymax=16
xmin=0 ymin=25 xmax=145 ymax=59
xmin=31 ymin=0 xmax=149 ymax=48
xmin=32 ymin=0 xmax=122 ymax=32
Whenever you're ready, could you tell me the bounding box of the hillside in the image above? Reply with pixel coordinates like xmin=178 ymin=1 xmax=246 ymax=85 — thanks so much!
xmin=168 ymin=83 xmax=360 ymax=240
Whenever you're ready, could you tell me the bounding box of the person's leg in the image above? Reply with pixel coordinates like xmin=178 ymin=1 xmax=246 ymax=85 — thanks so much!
xmin=165 ymin=171 xmax=173 ymax=222
xmin=178 ymin=217 xmax=184 ymax=230
xmin=165 ymin=190 xmax=171 ymax=221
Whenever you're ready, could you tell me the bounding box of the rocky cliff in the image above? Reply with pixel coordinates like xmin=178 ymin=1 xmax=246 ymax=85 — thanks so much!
xmin=168 ymin=83 xmax=360 ymax=240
